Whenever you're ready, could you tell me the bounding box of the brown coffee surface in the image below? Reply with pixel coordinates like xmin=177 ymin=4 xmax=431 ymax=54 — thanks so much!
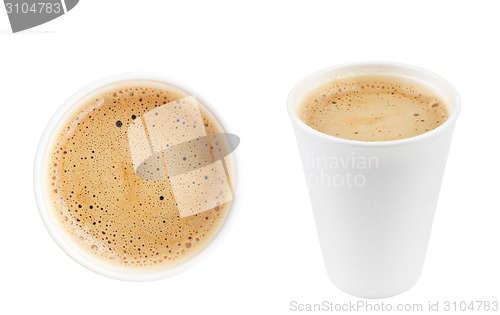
xmin=297 ymin=74 xmax=450 ymax=141
xmin=46 ymin=80 xmax=231 ymax=270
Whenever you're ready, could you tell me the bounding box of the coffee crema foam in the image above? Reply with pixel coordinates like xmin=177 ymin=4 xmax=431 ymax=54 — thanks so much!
xmin=297 ymin=74 xmax=450 ymax=141
xmin=46 ymin=81 xmax=232 ymax=270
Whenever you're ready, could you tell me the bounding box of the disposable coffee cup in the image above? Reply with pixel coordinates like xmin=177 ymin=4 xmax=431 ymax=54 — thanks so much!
xmin=287 ymin=62 xmax=460 ymax=298
xmin=34 ymin=72 xmax=242 ymax=281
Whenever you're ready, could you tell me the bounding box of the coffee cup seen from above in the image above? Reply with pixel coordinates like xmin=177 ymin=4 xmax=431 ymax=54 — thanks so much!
xmin=34 ymin=72 xmax=242 ymax=281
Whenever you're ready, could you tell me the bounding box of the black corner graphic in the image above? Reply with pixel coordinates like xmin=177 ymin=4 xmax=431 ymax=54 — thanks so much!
xmin=64 ymin=0 xmax=77 ymax=11
xmin=3 ymin=0 xmax=79 ymax=33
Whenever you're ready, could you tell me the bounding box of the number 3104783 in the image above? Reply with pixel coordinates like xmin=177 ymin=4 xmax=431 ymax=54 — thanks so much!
xmin=5 ymin=2 xmax=62 ymax=14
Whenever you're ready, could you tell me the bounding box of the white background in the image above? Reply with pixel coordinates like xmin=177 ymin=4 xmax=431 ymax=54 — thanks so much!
xmin=1 ymin=1 xmax=499 ymax=314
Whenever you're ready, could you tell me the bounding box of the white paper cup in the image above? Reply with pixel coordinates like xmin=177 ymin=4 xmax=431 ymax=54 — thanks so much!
xmin=288 ymin=62 xmax=460 ymax=298
xmin=34 ymin=72 xmax=242 ymax=281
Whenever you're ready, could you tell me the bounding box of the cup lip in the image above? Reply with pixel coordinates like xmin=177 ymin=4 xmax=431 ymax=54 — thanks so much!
xmin=33 ymin=72 xmax=243 ymax=281
xmin=287 ymin=61 xmax=461 ymax=147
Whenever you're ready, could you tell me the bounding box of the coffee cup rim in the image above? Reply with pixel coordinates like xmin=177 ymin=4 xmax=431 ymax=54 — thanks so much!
xmin=33 ymin=72 xmax=243 ymax=281
xmin=287 ymin=61 xmax=461 ymax=147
